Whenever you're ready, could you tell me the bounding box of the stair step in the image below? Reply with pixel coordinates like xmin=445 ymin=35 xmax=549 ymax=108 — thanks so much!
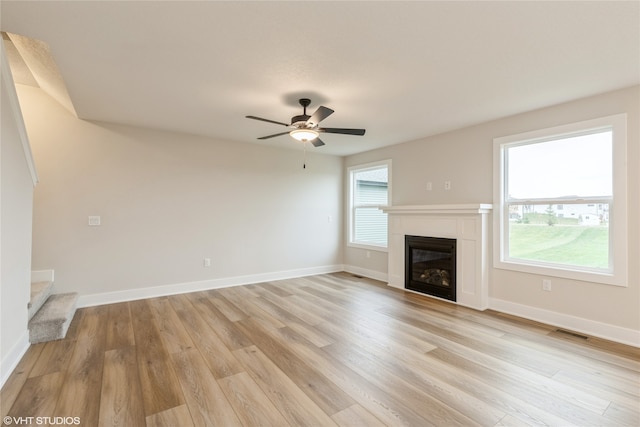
xmin=28 ymin=293 xmax=78 ymax=344
xmin=28 ymin=281 xmax=55 ymax=321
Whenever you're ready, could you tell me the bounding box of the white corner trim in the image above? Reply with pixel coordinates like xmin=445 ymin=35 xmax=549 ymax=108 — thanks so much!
xmin=0 ymin=330 xmax=30 ymax=389
xmin=78 ymin=264 xmax=345 ymax=308
xmin=1 ymin=42 xmax=39 ymax=186
xmin=490 ymin=297 xmax=640 ymax=348
xmin=343 ymin=265 xmax=389 ymax=283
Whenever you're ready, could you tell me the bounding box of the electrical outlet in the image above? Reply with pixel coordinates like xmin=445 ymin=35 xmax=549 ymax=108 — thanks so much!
xmin=542 ymin=279 xmax=551 ymax=291
xmin=444 ymin=181 xmax=451 ymax=190
xmin=88 ymin=216 xmax=101 ymax=226
xmin=203 ymin=258 xmax=211 ymax=267
xmin=426 ymin=181 xmax=433 ymax=191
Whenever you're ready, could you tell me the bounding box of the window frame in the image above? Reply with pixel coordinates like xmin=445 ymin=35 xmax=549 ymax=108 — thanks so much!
xmin=493 ymin=114 xmax=627 ymax=286
xmin=347 ymin=159 xmax=392 ymax=252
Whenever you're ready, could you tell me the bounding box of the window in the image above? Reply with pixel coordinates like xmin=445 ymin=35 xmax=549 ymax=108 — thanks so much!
xmin=493 ymin=114 xmax=627 ymax=286
xmin=348 ymin=160 xmax=391 ymax=250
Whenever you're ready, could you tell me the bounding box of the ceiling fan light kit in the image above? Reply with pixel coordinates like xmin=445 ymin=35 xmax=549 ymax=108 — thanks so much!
xmin=290 ymin=128 xmax=319 ymax=142
xmin=246 ymin=98 xmax=366 ymax=148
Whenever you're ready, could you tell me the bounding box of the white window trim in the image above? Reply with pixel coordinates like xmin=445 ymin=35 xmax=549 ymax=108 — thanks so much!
xmin=347 ymin=159 xmax=392 ymax=252
xmin=493 ymin=114 xmax=628 ymax=286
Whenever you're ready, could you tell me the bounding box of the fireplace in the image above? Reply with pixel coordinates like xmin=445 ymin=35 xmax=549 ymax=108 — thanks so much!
xmin=382 ymin=204 xmax=492 ymax=310
xmin=405 ymin=235 xmax=456 ymax=302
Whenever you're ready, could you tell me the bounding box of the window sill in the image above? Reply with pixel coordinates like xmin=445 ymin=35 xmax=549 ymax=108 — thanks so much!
xmin=347 ymin=242 xmax=388 ymax=253
xmin=494 ymin=259 xmax=626 ymax=287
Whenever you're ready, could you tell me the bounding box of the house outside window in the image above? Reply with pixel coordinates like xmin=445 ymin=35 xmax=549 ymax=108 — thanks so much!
xmin=493 ymin=114 xmax=627 ymax=286
xmin=348 ymin=160 xmax=391 ymax=250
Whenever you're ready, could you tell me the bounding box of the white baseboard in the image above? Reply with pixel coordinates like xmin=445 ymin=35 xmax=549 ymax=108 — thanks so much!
xmin=343 ymin=265 xmax=388 ymax=283
xmin=490 ymin=297 xmax=640 ymax=348
xmin=78 ymin=264 xmax=344 ymax=308
xmin=31 ymin=269 xmax=54 ymax=283
xmin=0 ymin=330 xmax=30 ymax=389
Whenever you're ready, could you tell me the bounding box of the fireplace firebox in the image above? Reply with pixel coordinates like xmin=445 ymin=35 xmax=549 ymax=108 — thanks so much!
xmin=405 ymin=235 xmax=456 ymax=302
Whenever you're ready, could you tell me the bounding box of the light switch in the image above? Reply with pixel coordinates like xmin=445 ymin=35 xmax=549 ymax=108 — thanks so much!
xmin=88 ymin=216 xmax=101 ymax=226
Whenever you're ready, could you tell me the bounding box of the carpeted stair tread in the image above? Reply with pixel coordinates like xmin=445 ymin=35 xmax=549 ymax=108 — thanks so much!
xmin=28 ymin=281 xmax=54 ymax=321
xmin=28 ymin=293 xmax=78 ymax=344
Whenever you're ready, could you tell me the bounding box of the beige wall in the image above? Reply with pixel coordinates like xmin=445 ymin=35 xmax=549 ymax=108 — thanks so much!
xmin=1 ymin=52 xmax=34 ymax=383
xmin=345 ymin=86 xmax=640 ymax=336
xmin=18 ymin=85 xmax=344 ymax=301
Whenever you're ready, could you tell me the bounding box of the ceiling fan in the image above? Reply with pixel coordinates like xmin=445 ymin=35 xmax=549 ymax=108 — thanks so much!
xmin=246 ymin=98 xmax=366 ymax=147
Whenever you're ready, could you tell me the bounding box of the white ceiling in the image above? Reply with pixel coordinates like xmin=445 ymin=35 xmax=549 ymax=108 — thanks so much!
xmin=2 ymin=1 xmax=638 ymax=156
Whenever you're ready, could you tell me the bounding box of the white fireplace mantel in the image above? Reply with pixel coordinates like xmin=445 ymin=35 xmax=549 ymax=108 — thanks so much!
xmin=382 ymin=204 xmax=493 ymax=215
xmin=381 ymin=203 xmax=492 ymax=310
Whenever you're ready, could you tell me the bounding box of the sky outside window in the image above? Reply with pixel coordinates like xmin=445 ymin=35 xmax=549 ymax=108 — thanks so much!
xmin=507 ymin=130 xmax=612 ymax=200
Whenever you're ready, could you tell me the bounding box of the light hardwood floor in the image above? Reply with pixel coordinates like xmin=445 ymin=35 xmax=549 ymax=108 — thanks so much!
xmin=1 ymin=273 xmax=638 ymax=426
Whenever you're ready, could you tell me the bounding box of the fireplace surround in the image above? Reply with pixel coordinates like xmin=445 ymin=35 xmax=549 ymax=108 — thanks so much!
xmin=381 ymin=204 xmax=492 ymax=310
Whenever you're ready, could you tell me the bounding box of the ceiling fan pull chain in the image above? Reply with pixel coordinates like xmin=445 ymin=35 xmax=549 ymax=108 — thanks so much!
xmin=303 ymin=141 xmax=307 ymax=169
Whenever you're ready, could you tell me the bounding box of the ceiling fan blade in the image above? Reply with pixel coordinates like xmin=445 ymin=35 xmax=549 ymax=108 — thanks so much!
xmin=306 ymin=106 xmax=334 ymax=127
xmin=257 ymin=131 xmax=290 ymax=140
xmin=246 ymin=115 xmax=289 ymax=127
xmin=311 ymin=138 xmax=325 ymax=148
xmin=319 ymin=127 xmax=366 ymax=136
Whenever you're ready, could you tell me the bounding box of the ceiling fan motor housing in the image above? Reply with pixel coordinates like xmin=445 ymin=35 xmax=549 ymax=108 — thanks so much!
xmin=291 ymin=114 xmax=311 ymax=127
xmin=292 ymin=98 xmax=312 ymax=127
